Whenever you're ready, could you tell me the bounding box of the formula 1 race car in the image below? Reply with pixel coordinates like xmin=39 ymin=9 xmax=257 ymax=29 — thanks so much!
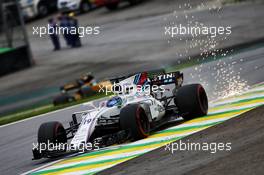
xmin=52 ymin=73 xmax=112 ymax=106
xmin=32 ymin=71 xmax=208 ymax=159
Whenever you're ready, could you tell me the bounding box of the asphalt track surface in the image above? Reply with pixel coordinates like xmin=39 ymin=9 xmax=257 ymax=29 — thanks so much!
xmin=0 ymin=43 xmax=263 ymax=175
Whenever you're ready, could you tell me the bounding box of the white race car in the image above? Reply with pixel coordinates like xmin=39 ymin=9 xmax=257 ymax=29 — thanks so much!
xmin=32 ymin=71 xmax=208 ymax=159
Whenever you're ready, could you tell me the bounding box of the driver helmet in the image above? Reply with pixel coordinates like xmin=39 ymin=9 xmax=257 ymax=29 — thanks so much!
xmin=106 ymin=96 xmax=122 ymax=107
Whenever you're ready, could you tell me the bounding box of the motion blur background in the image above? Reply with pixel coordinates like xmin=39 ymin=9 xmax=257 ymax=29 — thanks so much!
xmin=0 ymin=0 xmax=263 ymax=117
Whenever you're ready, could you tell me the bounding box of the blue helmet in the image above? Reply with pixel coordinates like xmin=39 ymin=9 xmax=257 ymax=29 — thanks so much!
xmin=106 ymin=96 xmax=122 ymax=107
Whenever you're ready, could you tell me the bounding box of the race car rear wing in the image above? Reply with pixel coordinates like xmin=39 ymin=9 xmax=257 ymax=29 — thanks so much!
xmin=149 ymin=71 xmax=184 ymax=87
xmin=107 ymin=69 xmax=183 ymax=87
xmin=107 ymin=69 xmax=166 ymax=84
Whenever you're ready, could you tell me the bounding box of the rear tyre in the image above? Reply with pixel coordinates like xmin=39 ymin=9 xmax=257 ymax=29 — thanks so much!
xmin=175 ymin=84 xmax=208 ymax=120
xmin=38 ymin=122 xmax=67 ymax=154
xmin=106 ymin=2 xmax=119 ymax=10
xmin=120 ymin=104 xmax=150 ymax=140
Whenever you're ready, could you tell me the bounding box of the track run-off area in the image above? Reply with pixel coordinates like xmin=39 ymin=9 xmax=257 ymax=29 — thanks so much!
xmin=23 ymin=82 xmax=264 ymax=175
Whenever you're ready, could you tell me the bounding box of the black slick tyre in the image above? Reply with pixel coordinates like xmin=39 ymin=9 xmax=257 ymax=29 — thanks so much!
xmin=175 ymin=84 xmax=208 ymax=120
xmin=38 ymin=121 xmax=67 ymax=154
xmin=120 ymin=104 xmax=150 ymax=140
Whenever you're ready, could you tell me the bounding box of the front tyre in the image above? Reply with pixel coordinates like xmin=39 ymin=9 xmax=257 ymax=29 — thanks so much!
xmin=175 ymin=84 xmax=208 ymax=120
xmin=120 ymin=104 xmax=150 ymax=140
xmin=38 ymin=121 xmax=67 ymax=155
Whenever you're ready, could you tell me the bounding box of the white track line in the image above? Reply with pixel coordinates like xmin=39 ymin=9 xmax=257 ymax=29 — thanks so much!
xmin=37 ymin=149 xmax=152 ymax=172
xmin=20 ymin=159 xmax=62 ymax=175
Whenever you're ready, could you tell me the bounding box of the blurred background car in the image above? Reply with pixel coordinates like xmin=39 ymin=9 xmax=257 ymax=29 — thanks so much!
xmin=53 ymin=73 xmax=112 ymax=106
xmin=57 ymin=0 xmax=95 ymax=13
xmin=19 ymin=0 xmax=58 ymax=19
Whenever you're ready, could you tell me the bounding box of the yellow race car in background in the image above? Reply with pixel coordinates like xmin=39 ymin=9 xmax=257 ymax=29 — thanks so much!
xmin=53 ymin=73 xmax=112 ymax=106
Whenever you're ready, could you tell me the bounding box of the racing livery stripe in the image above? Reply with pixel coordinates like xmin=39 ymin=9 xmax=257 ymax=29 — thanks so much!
xmin=28 ymin=83 xmax=264 ymax=175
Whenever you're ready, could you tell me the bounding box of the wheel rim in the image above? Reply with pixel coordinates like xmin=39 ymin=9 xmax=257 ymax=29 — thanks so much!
xmin=136 ymin=107 xmax=149 ymax=137
xmin=54 ymin=124 xmax=67 ymax=144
